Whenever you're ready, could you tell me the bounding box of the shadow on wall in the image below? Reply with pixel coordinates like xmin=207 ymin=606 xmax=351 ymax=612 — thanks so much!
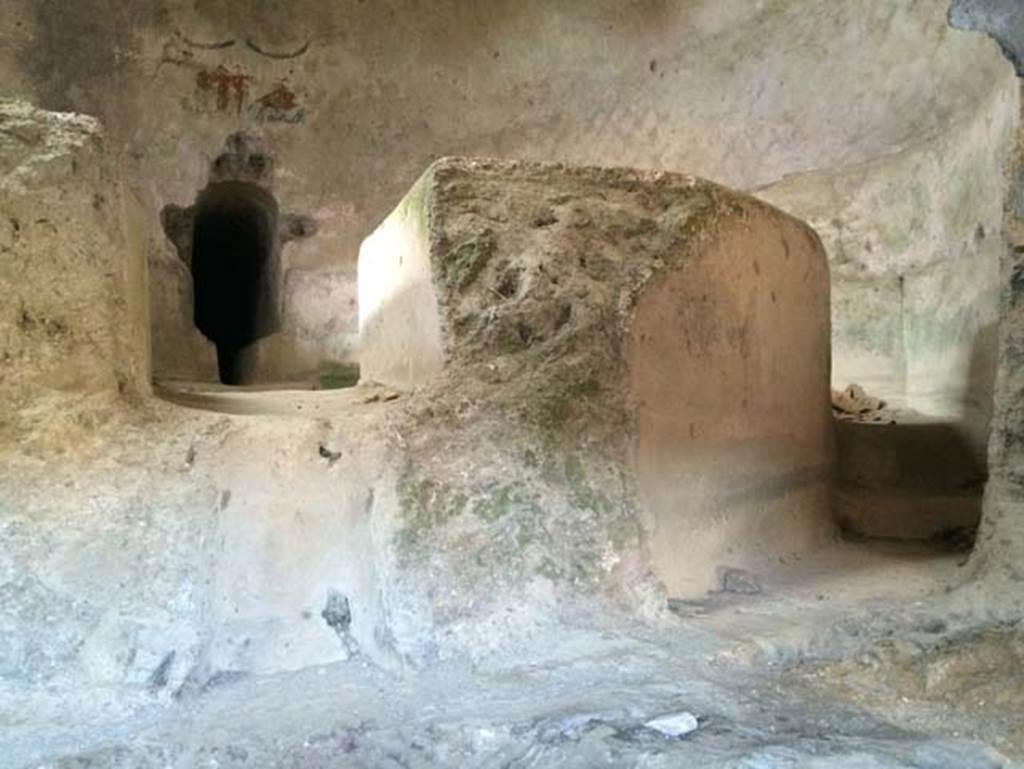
xmin=949 ymin=0 xmax=1024 ymax=76
xmin=835 ymin=321 xmax=998 ymax=545
xmin=965 ymin=321 xmax=1000 ymax=429
xmin=835 ymin=419 xmax=987 ymax=544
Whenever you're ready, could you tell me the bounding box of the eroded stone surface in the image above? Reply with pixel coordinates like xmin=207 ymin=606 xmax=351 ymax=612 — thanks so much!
xmin=2 ymin=4 xmax=1024 ymax=761
xmin=361 ymin=157 xmax=833 ymax=597
xmin=970 ymin=88 xmax=1024 ymax=586
xmin=0 ymin=99 xmax=148 ymax=399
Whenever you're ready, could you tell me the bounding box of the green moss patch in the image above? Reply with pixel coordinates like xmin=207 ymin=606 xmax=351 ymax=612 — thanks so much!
xmin=396 ymin=474 xmax=469 ymax=551
xmin=441 ymin=229 xmax=497 ymax=290
xmin=317 ymin=362 xmax=360 ymax=390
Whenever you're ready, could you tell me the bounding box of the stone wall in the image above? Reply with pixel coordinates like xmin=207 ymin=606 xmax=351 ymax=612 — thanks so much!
xmin=0 ymin=0 xmax=1013 ymax=384
xmin=0 ymin=100 xmax=148 ymax=401
xmin=971 ymin=85 xmax=1024 ymax=584
xmin=760 ymin=80 xmax=1017 ymax=427
xmin=758 ymin=66 xmax=1019 ymax=541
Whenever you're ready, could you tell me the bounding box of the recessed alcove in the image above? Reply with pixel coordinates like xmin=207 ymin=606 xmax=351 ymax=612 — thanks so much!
xmin=190 ymin=181 xmax=280 ymax=385
xmin=154 ymin=136 xmax=358 ymax=395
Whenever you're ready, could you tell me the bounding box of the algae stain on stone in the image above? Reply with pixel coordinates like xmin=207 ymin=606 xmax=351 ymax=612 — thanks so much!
xmin=398 ymin=173 xmax=431 ymax=223
xmin=471 ymin=483 xmax=516 ymax=522
xmin=564 ymin=452 xmax=615 ymax=515
xmin=317 ymin=361 xmax=360 ymax=389
xmin=441 ymin=229 xmax=496 ymax=290
xmin=396 ymin=473 xmax=468 ymax=551
xmin=536 ymin=375 xmax=603 ymax=428
xmin=535 ymin=556 xmax=563 ymax=580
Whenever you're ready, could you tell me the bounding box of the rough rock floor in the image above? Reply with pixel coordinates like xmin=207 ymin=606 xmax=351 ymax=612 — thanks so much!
xmin=7 ymin=540 xmax=1020 ymax=769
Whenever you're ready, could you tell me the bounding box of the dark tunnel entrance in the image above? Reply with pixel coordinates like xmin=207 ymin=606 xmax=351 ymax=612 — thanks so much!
xmin=190 ymin=182 xmax=281 ymax=385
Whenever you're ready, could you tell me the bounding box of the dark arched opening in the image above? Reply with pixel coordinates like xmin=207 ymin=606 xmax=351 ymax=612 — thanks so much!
xmin=190 ymin=182 xmax=280 ymax=384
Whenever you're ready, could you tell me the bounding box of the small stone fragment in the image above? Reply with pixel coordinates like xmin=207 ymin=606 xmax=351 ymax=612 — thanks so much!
xmin=321 ymin=590 xmax=352 ymax=636
xmin=831 ymin=384 xmax=887 ymax=421
xmin=717 ymin=566 xmax=762 ymax=595
xmin=318 ymin=444 xmax=342 ymax=464
xmin=667 ymin=597 xmax=708 ymax=617
xmin=532 ymin=206 xmax=558 ymax=227
xmin=644 ymin=711 xmax=699 ymax=738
